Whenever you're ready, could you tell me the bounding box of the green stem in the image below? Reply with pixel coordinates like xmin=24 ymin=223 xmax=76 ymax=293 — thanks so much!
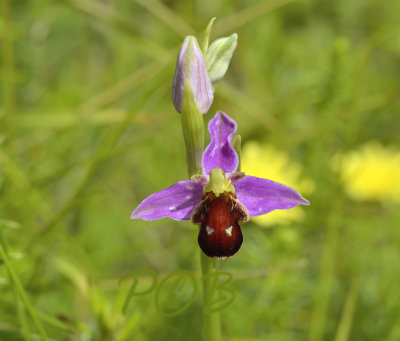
xmin=334 ymin=277 xmax=360 ymax=341
xmin=308 ymin=218 xmax=340 ymax=341
xmin=1 ymin=229 xmax=30 ymax=340
xmin=0 ymin=8 xmax=27 ymax=336
xmin=0 ymin=243 xmax=49 ymax=340
xmin=181 ymin=81 xmax=204 ymax=176
xmin=200 ymin=253 xmax=222 ymax=341
xmin=1 ymin=0 xmax=15 ymax=147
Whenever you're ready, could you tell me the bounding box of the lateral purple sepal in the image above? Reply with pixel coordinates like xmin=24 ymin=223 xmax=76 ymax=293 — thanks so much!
xmin=202 ymin=111 xmax=239 ymax=175
xmin=131 ymin=180 xmax=203 ymax=221
xmin=172 ymin=36 xmax=214 ymax=114
xmin=234 ymin=175 xmax=310 ymax=217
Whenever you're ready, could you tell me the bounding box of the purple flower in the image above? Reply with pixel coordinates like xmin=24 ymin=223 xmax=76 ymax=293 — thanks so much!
xmin=172 ymin=36 xmax=214 ymax=115
xmin=131 ymin=112 xmax=309 ymax=258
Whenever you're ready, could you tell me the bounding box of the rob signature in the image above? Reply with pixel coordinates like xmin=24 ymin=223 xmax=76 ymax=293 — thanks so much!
xmin=119 ymin=269 xmax=235 ymax=317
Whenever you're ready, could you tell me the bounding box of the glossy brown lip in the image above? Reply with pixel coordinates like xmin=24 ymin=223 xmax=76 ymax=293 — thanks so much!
xmin=198 ymin=221 xmax=243 ymax=258
xmin=192 ymin=191 xmax=249 ymax=258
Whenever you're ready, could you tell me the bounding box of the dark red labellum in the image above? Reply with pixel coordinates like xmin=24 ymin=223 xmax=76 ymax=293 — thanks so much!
xmin=192 ymin=191 xmax=249 ymax=259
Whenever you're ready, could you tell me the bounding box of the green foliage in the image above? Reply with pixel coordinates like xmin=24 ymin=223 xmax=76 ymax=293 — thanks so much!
xmin=1 ymin=0 xmax=400 ymax=340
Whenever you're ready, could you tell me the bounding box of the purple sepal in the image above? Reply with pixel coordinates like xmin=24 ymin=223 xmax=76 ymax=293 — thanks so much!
xmin=172 ymin=36 xmax=214 ymax=114
xmin=131 ymin=180 xmax=203 ymax=221
xmin=234 ymin=175 xmax=310 ymax=217
xmin=202 ymin=111 xmax=239 ymax=175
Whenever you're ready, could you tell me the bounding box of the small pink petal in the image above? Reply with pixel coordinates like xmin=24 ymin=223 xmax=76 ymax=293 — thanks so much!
xmin=202 ymin=111 xmax=239 ymax=175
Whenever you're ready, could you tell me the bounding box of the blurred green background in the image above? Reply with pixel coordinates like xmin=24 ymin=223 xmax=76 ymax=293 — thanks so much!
xmin=1 ymin=0 xmax=400 ymax=340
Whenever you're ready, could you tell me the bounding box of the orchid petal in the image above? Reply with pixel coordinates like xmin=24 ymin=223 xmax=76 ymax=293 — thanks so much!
xmin=234 ymin=175 xmax=310 ymax=217
xmin=202 ymin=111 xmax=239 ymax=174
xmin=131 ymin=180 xmax=203 ymax=221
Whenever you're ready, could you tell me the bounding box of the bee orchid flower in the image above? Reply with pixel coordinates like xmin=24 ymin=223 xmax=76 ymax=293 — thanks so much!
xmin=131 ymin=111 xmax=309 ymax=258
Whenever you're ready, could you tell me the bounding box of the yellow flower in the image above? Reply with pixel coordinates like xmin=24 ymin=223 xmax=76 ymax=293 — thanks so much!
xmin=332 ymin=141 xmax=400 ymax=202
xmin=241 ymin=142 xmax=314 ymax=226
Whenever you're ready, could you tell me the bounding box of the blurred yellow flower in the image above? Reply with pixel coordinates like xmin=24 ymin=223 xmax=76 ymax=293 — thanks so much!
xmin=332 ymin=141 xmax=400 ymax=202
xmin=241 ymin=142 xmax=314 ymax=226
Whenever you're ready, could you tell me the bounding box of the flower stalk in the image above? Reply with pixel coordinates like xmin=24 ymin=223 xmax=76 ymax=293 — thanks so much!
xmin=182 ymin=106 xmax=222 ymax=341
xmin=180 ymin=71 xmax=222 ymax=341
xmin=200 ymin=254 xmax=222 ymax=341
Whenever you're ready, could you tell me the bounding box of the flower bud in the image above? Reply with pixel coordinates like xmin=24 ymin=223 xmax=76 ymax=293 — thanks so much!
xmin=172 ymin=36 xmax=214 ymax=115
xmin=205 ymin=33 xmax=237 ymax=83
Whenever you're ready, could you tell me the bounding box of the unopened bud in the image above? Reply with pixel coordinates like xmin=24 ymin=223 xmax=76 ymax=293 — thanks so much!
xmin=172 ymin=36 xmax=214 ymax=115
